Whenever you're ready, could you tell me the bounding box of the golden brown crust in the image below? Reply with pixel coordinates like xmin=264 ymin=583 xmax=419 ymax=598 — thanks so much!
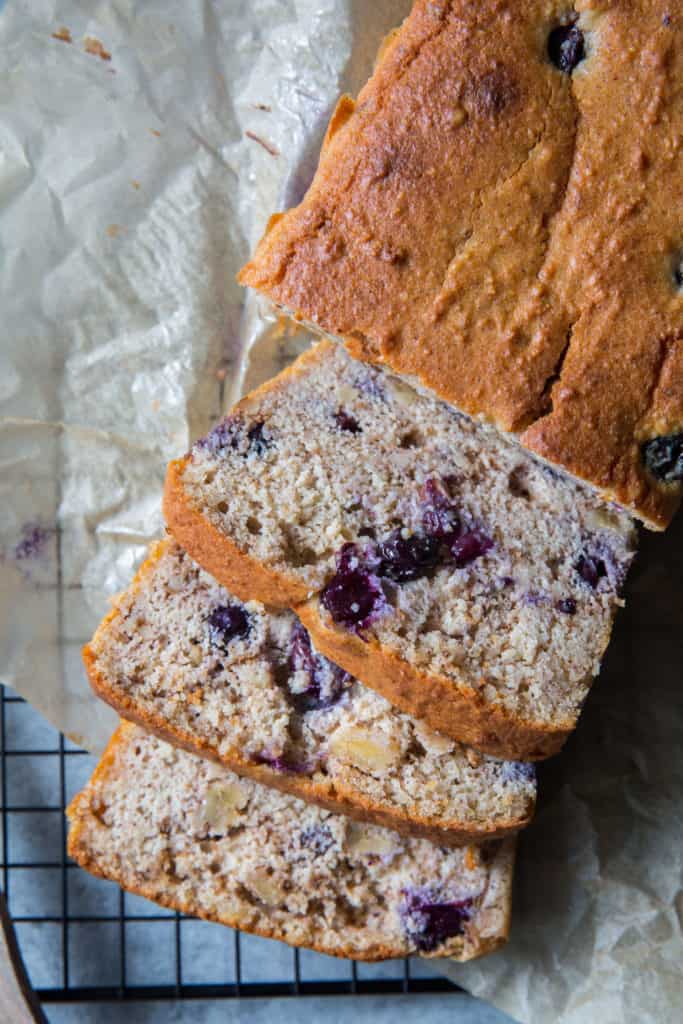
xmin=163 ymin=458 xmax=310 ymax=607
xmin=82 ymin=541 xmax=534 ymax=843
xmin=297 ymin=602 xmax=572 ymax=761
xmin=239 ymin=0 xmax=683 ymax=529
xmin=67 ymin=724 xmax=509 ymax=962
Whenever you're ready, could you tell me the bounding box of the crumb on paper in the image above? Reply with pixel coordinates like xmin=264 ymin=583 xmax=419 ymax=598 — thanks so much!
xmin=245 ymin=131 xmax=279 ymax=157
xmin=66 ymin=730 xmax=86 ymax=750
xmin=131 ymin=180 xmax=141 ymax=190
xmin=252 ymin=103 xmax=272 ymax=112
xmin=84 ymin=37 xmax=112 ymax=62
xmin=106 ymin=224 xmax=121 ymax=238
xmin=14 ymin=523 xmax=55 ymax=561
xmin=52 ymin=26 xmax=73 ymax=44
xmin=216 ymin=366 xmax=229 ymax=382
xmin=150 ymin=129 xmax=162 ymax=138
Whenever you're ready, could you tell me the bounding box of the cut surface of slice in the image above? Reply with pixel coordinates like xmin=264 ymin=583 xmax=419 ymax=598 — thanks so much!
xmin=164 ymin=341 xmax=637 ymax=759
xmin=85 ymin=539 xmax=536 ymax=845
xmin=239 ymin=0 xmax=683 ymax=529
xmin=67 ymin=722 xmax=515 ymax=961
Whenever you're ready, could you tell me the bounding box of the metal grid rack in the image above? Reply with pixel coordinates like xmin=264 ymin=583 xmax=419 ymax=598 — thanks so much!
xmin=0 ymin=684 xmax=461 ymax=1006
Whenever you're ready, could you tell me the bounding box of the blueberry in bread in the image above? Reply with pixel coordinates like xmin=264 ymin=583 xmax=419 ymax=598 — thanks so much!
xmin=67 ymin=722 xmax=515 ymax=961
xmin=163 ymin=341 xmax=637 ymax=760
xmin=84 ymin=539 xmax=536 ymax=846
xmin=239 ymin=0 xmax=683 ymax=529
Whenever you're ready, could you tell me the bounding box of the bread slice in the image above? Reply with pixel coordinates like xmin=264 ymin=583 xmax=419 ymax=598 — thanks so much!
xmin=84 ymin=539 xmax=536 ymax=847
xmin=238 ymin=0 xmax=683 ymax=530
xmin=67 ymin=722 xmax=515 ymax=962
xmin=163 ymin=341 xmax=637 ymax=760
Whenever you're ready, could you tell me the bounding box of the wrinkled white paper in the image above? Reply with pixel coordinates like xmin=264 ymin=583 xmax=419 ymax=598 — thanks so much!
xmin=1 ymin=3 xmax=682 ymax=1021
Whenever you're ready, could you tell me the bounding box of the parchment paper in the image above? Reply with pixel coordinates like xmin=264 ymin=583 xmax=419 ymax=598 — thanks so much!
xmin=1 ymin=3 xmax=682 ymax=1021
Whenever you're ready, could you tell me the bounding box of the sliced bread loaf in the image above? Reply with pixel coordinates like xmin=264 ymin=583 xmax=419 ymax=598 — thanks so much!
xmin=163 ymin=341 xmax=637 ymax=760
xmin=84 ymin=539 xmax=536 ymax=846
xmin=67 ymin=722 xmax=515 ymax=961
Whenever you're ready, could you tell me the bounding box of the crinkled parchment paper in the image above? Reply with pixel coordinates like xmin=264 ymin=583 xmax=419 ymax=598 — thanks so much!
xmin=1 ymin=2 xmax=682 ymax=1021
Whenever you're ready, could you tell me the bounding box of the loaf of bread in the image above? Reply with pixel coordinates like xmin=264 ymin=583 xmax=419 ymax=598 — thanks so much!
xmin=239 ymin=0 xmax=683 ymax=530
xmin=84 ymin=539 xmax=536 ymax=846
xmin=67 ymin=723 xmax=515 ymax=961
xmin=164 ymin=341 xmax=637 ymax=759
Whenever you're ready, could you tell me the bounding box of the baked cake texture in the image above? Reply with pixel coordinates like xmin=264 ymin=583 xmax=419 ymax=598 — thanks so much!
xmin=67 ymin=723 xmax=515 ymax=961
xmin=239 ymin=0 xmax=683 ymax=529
xmin=163 ymin=341 xmax=637 ymax=759
xmin=84 ymin=539 xmax=536 ymax=846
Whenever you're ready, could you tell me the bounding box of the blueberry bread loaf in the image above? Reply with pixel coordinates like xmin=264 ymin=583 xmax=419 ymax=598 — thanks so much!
xmin=239 ymin=0 xmax=683 ymax=529
xmin=164 ymin=341 xmax=637 ymax=759
xmin=84 ymin=539 xmax=536 ymax=846
xmin=67 ymin=723 xmax=515 ymax=961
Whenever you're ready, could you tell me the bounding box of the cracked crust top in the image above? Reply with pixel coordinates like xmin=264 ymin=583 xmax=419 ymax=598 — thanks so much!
xmin=239 ymin=0 xmax=683 ymax=529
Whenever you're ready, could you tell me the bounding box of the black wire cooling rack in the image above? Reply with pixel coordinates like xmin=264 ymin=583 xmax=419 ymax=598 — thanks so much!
xmin=0 ymin=684 xmax=462 ymax=1006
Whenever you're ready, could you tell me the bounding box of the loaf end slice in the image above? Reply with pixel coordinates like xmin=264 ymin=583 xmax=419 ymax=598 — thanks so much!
xmin=67 ymin=723 xmax=515 ymax=962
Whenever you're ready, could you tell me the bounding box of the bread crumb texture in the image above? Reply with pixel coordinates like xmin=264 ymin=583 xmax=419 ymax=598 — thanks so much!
xmin=86 ymin=540 xmax=536 ymax=844
xmin=172 ymin=342 xmax=636 ymax=747
xmin=67 ymin=724 xmax=514 ymax=961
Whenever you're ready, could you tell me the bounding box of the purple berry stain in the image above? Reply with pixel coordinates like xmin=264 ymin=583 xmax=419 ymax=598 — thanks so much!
xmin=421 ymin=479 xmax=494 ymax=568
xmin=421 ymin=478 xmax=461 ymax=540
xmin=300 ymin=825 xmax=335 ymax=856
xmin=288 ymin=621 xmax=350 ymax=712
xmin=501 ymin=761 xmax=536 ymax=784
xmin=207 ymin=604 xmax=251 ymax=649
xmin=321 ymin=544 xmax=387 ymax=633
xmin=449 ymin=529 xmax=493 ymax=568
xmin=401 ymin=888 xmax=474 ymax=952
xmin=197 ymin=416 xmax=272 ymax=457
xmin=13 ymin=523 xmax=54 ymax=561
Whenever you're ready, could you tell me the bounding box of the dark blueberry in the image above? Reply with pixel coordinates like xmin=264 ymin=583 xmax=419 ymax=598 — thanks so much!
xmin=500 ymin=761 xmax=537 ymax=784
xmin=421 ymin=478 xmax=461 ymax=539
xmin=321 ymin=544 xmax=387 ymax=632
xmin=449 ymin=529 xmax=493 ymax=568
xmin=246 ymin=421 xmax=272 ymax=456
xmin=641 ymin=433 xmax=683 ymax=483
xmin=334 ymin=409 xmax=361 ymax=434
xmin=548 ymin=23 xmax=585 ymax=74
xmin=288 ymin=621 xmax=350 ymax=712
xmin=556 ymin=597 xmax=577 ymax=615
xmin=400 ymin=889 xmax=474 ymax=953
xmin=377 ymin=529 xmax=441 ymax=582
xmin=207 ymin=604 xmax=251 ymax=649
xmin=674 ymin=261 xmax=683 ymax=288
xmin=575 ymin=555 xmax=607 ymax=589
xmin=253 ymin=752 xmax=311 ymax=775
xmin=300 ymin=824 xmax=335 ymax=856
